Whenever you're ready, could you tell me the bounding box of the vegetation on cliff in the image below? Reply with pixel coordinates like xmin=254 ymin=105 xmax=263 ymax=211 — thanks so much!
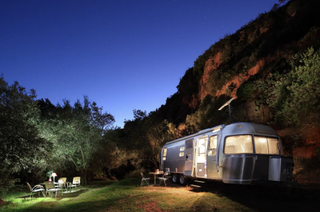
xmin=119 ymin=0 xmax=320 ymax=180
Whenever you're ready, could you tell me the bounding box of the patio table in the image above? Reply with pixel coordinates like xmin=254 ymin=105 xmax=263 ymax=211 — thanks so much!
xmin=149 ymin=170 xmax=164 ymax=185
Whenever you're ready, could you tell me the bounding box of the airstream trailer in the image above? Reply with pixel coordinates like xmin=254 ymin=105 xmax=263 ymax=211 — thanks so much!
xmin=160 ymin=122 xmax=293 ymax=185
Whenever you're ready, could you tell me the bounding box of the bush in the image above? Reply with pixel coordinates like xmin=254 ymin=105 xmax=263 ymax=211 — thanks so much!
xmin=267 ymin=47 xmax=320 ymax=126
xmin=0 ymin=172 xmax=15 ymax=199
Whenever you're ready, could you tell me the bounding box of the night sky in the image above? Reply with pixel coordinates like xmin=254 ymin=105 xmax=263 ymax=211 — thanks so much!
xmin=1 ymin=0 xmax=279 ymax=127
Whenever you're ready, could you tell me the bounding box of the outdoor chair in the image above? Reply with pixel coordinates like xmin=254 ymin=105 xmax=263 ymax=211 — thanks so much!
xmin=140 ymin=172 xmax=150 ymax=186
xmin=158 ymin=171 xmax=170 ymax=187
xmin=44 ymin=181 xmax=62 ymax=198
xmin=68 ymin=176 xmax=81 ymax=191
xmin=26 ymin=182 xmax=45 ymax=199
xmin=55 ymin=177 xmax=67 ymax=189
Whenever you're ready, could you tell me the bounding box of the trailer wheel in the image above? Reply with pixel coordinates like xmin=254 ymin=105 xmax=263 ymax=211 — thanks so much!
xmin=179 ymin=175 xmax=186 ymax=185
xmin=172 ymin=174 xmax=178 ymax=184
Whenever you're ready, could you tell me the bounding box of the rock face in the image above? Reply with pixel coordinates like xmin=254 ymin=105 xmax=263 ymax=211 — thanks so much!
xmin=215 ymin=59 xmax=265 ymax=99
xmin=172 ymin=0 xmax=320 ymax=162
xmin=243 ymin=100 xmax=272 ymax=123
xmin=294 ymin=127 xmax=320 ymax=158
xmin=200 ymin=52 xmax=222 ymax=100
xmin=277 ymin=126 xmax=320 ymax=158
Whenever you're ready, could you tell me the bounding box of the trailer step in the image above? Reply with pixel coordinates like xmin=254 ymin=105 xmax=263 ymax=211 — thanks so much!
xmin=189 ymin=184 xmax=201 ymax=188
xmin=189 ymin=180 xmax=207 ymax=189
xmin=193 ymin=180 xmax=206 ymax=184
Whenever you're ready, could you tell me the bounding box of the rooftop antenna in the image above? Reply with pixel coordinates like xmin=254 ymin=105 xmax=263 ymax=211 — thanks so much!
xmin=218 ymin=97 xmax=235 ymax=123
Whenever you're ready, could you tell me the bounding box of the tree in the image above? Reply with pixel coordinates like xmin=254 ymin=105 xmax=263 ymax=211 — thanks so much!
xmin=143 ymin=119 xmax=175 ymax=168
xmin=90 ymin=127 xmax=139 ymax=180
xmin=39 ymin=96 xmax=115 ymax=185
xmin=121 ymin=110 xmax=175 ymax=172
xmin=0 ymin=77 xmax=49 ymax=199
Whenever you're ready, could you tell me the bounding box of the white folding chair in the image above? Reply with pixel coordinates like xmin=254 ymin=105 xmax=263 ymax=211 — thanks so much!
xmin=55 ymin=177 xmax=67 ymax=190
xmin=158 ymin=172 xmax=169 ymax=187
xmin=26 ymin=182 xmax=45 ymax=199
xmin=44 ymin=181 xmax=61 ymax=198
xmin=140 ymin=172 xmax=150 ymax=186
xmin=68 ymin=176 xmax=81 ymax=191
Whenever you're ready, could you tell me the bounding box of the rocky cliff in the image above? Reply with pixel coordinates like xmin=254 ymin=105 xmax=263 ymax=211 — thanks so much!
xmin=156 ymin=0 xmax=320 ymax=182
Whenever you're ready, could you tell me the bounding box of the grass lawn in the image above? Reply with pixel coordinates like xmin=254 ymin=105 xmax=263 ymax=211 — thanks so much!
xmin=1 ymin=178 xmax=320 ymax=212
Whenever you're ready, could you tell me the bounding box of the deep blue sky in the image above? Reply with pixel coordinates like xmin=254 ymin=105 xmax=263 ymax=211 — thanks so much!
xmin=1 ymin=0 xmax=279 ymax=128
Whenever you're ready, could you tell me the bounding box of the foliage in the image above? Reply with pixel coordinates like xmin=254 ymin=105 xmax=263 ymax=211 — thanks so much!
xmin=0 ymin=77 xmax=49 ymax=198
xmin=143 ymin=119 xmax=175 ymax=167
xmin=46 ymin=171 xmax=53 ymax=178
xmin=120 ymin=110 xmax=176 ymax=174
xmin=38 ymin=97 xmax=115 ymax=185
xmin=185 ymin=95 xmax=230 ymax=131
xmin=236 ymin=81 xmax=254 ymax=100
xmin=193 ymin=50 xmax=211 ymax=81
xmin=267 ymin=47 xmax=320 ymax=126
xmin=0 ymin=172 xmax=15 ymax=201
xmin=91 ymin=127 xmax=138 ymax=180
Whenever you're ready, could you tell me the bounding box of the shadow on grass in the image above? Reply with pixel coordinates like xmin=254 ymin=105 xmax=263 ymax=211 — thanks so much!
xmin=187 ymin=180 xmax=320 ymax=212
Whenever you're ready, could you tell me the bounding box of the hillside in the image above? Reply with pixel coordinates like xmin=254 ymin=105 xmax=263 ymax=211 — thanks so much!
xmin=3 ymin=0 xmax=320 ymax=201
xmin=146 ymin=0 xmax=320 ymax=182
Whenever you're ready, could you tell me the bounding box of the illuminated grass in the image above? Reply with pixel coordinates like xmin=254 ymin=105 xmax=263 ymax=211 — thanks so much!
xmin=1 ymin=181 xmax=246 ymax=212
xmin=2 ymin=179 xmax=311 ymax=212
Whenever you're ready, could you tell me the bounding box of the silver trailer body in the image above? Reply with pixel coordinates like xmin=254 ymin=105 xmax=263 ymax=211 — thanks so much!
xmin=160 ymin=122 xmax=293 ymax=185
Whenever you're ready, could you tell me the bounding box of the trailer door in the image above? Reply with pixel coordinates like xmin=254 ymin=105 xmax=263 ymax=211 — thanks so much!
xmin=207 ymin=135 xmax=219 ymax=178
xmin=184 ymin=139 xmax=194 ymax=176
xmin=196 ymin=136 xmax=208 ymax=177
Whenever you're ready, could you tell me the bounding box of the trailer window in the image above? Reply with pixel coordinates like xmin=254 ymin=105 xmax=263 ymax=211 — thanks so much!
xmin=209 ymin=135 xmax=217 ymax=149
xmin=254 ymin=137 xmax=280 ymax=154
xmin=185 ymin=139 xmax=193 ymax=149
xmin=225 ymin=135 xmax=253 ymax=154
xmin=179 ymin=146 xmax=185 ymax=157
xmin=198 ymin=138 xmax=206 ymax=155
xmin=163 ymin=148 xmax=167 ymax=161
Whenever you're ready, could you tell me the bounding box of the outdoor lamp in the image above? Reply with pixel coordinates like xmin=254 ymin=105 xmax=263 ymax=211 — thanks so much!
xmin=51 ymin=172 xmax=57 ymax=182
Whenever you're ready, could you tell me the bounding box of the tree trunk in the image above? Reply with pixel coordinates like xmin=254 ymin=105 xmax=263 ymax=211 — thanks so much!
xmin=81 ymin=169 xmax=88 ymax=185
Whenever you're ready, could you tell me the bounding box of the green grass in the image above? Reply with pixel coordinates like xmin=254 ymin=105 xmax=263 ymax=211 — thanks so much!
xmin=0 ymin=178 xmax=253 ymax=212
xmin=2 ymin=178 xmax=319 ymax=212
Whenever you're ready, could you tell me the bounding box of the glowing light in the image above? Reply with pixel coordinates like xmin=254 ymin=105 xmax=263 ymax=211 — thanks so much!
xmin=212 ymin=126 xmax=222 ymax=132
xmin=51 ymin=172 xmax=57 ymax=182
xmin=258 ymin=138 xmax=267 ymax=143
